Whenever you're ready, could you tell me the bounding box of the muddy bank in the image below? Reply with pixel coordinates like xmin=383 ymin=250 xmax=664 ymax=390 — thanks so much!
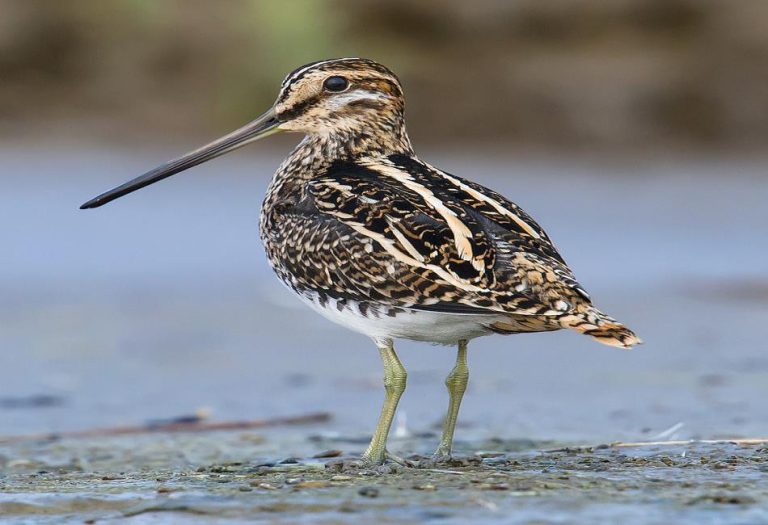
xmin=1 ymin=430 xmax=767 ymax=524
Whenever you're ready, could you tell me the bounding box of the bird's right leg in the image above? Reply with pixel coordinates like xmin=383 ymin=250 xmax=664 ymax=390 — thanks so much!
xmin=361 ymin=338 xmax=407 ymax=465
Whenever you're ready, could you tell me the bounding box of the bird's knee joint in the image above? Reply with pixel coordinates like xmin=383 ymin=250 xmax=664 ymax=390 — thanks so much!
xmin=384 ymin=371 xmax=407 ymax=392
xmin=445 ymin=371 xmax=468 ymax=390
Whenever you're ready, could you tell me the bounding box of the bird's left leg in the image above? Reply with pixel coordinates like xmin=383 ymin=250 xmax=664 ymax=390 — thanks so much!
xmin=433 ymin=339 xmax=469 ymax=459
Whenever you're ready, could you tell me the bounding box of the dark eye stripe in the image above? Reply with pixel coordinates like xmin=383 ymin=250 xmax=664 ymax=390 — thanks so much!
xmin=323 ymin=76 xmax=349 ymax=92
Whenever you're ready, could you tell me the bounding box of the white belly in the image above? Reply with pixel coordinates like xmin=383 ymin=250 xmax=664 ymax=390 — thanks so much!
xmin=295 ymin=291 xmax=506 ymax=345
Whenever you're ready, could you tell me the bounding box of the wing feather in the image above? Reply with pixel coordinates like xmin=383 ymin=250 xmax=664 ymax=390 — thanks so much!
xmin=266 ymin=158 xmax=593 ymax=317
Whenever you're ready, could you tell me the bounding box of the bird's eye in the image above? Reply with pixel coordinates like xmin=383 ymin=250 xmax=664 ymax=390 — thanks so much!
xmin=323 ymin=76 xmax=349 ymax=92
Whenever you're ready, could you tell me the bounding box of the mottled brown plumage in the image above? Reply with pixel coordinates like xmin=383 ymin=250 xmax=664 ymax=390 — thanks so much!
xmin=81 ymin=58 xmax=640 ymax=464
xmin=260 ymin=58 xmax=639 ymax=349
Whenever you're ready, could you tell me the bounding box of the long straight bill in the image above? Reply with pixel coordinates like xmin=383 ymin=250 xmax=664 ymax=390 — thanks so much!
xmin=80 ymin=109 xmax=281 ymax=209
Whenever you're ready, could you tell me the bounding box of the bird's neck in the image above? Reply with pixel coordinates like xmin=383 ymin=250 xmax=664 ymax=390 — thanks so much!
xmin=279 ymin=123 xmax=413 ymax=176
xmin=307 ymin=120 xmax=414 ymax=159
xmin=263 ymin=119 xmax=413 ymax=213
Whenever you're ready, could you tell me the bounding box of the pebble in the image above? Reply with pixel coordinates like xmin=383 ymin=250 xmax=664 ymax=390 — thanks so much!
xmin=293 ymin=480 xmax=331 ymax=489
xmin=250 ymin=481 xmax=280 ymax=490
xmin=476 ymin=451 xmax=505 ymax=458
xmin=358 ymin=486 xmax=379 ymax=498
xmin=375 ymin=464 xmax=401 ymax=475
xmin=481 ymin=482 xmax=510 ymax=491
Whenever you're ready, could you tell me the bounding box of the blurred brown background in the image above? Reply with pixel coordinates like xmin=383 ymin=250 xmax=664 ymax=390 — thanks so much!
xmin=2 ymin=0 xmax=767 ymax=151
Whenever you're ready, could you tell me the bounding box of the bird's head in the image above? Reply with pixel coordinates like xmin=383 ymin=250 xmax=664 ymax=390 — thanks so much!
xmin=80 ymin=58 xmax=410 ymax=209
xmin=274 ymin=58 xmax=406 ymax=138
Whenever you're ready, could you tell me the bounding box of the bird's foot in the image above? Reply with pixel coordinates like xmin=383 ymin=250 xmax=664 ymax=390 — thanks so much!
xmin=415 ymin=447 xmax=482 ymax=469
xmin=430 ymin=454 xmax=452 ymax=465
xmin=432 ymin=443 xmax=452 ymax=463
xmin=327 ymin=449 xmax=411 ymax=474
xmin=428 ymin=440 xmax=460 ymax=465
xmin=384 ymin=449 xmax=410 ymax=466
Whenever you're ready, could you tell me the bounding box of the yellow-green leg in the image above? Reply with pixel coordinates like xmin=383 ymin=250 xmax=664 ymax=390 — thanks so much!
xmin=361 ymin=338 xmax=407 ymax=465
xmin=434 ymin=339 xmax=469 ymax=459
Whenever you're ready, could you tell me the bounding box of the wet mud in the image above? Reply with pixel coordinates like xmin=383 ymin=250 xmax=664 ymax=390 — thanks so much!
xmin=1 ymin=431 xmax=767 ymax=524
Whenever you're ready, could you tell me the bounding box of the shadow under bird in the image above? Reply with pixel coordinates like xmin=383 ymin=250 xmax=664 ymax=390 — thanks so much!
xmin=81 ymin=58 xmax=641 ymax=465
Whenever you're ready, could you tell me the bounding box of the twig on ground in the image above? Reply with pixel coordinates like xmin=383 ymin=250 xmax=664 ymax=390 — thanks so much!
xmin=0 ymin=412 xmax=331 ymax=444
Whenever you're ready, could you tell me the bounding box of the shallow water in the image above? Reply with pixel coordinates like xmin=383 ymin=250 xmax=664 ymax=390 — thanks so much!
xmin=1 ymin=142 xmax=767 ymax=522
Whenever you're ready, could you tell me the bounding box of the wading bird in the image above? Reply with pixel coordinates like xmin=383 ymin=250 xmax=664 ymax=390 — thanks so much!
xmin=82 ymin=58 xmax=640 ymax=465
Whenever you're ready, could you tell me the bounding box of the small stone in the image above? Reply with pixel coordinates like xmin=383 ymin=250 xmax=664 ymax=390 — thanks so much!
xmin=331 ymin=475 xmax=353 ymax=481
xmin=325 ymin=460 xmax=344 ymax=472
xmin=476 ymin=451 xmax=504 ymax=458
xmin=358 ymin=486 xmax=379 ymax=498
xmin=376 ymin=464 xmax=401 ymax=475
xmin=510 ymin=490 xmax=538 ymax=497
xmin=285 ymin=478 xmax=302 ymax=485
xmin=413 ymin=483 xmax=437 ymax=491
xmin=293 ymin=480 xmax=331 ymax=489
xmin=251 ymin=481 xmax=279 ymax=490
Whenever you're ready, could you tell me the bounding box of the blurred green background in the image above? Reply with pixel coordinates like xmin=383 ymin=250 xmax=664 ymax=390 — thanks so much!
xmin=2 ymin=0 xmax=767 ymax=150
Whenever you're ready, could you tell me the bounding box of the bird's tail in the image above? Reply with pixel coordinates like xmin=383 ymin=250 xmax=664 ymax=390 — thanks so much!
xmin=560 ymin=308 xmax=642 ymax=349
